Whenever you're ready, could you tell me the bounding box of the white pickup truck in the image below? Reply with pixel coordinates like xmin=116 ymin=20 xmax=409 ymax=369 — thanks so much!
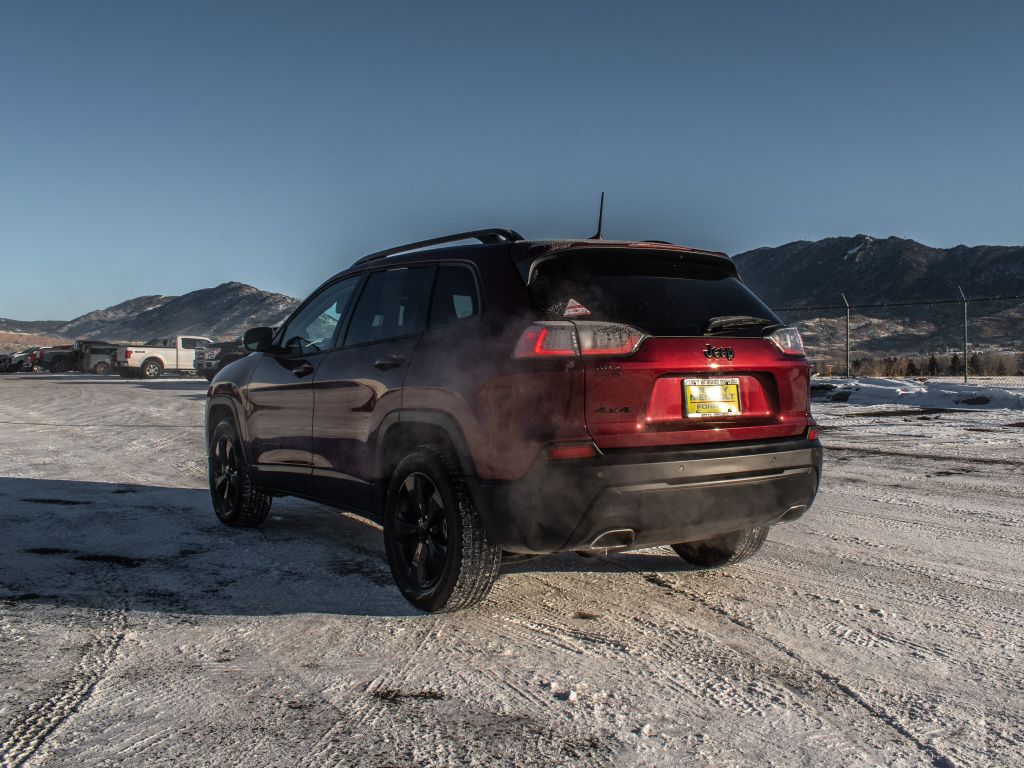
xmin=114 ymin=336 xmax=212 ymax=378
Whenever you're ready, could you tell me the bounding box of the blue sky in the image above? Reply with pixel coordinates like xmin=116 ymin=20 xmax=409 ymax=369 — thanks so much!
xmin=2 ymin=1 xmax=1023 ymax=320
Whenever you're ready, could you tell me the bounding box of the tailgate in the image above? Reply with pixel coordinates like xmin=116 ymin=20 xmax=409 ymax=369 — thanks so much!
xmin=584 ymin=336 xmax=809 ymax=450
xmin=527 ymin=249 xmax=812 ymax=451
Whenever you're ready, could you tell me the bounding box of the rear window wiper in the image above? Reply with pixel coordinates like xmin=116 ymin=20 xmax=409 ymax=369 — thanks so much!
xmin=704 ymin=315 xmax=781 ymax=335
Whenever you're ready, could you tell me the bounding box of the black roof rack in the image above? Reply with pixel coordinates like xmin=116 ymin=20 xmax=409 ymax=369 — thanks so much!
xmin=353 ymin=228 xmax=524 ymax=266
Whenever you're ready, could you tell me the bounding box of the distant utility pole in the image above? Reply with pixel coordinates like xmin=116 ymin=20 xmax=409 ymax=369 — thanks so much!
xmin=959 ymin=286 xmax=968 ymax=384
xmin=841 ymin=293 xmax=851 ymax=377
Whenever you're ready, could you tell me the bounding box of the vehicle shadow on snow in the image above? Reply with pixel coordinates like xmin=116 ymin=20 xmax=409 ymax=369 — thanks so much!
xmin=0 ymin=476 xmax=419 ymax=618
xmin=0 ymin=476 xmax=702 ymax=619
xmin=501 ymin=549 xmax=701 ymax=576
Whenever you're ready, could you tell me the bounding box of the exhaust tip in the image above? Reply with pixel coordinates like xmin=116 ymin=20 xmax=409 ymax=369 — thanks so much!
xmin=780 ymin=504 xmax=807 ymax=521
xmin=587 ymin=528 xmax=636 ymax=550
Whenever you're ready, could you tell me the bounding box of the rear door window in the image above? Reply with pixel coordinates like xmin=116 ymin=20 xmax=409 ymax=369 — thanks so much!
xmin=529 ymin=255 xmax=778 ymax=337
xmin=345 ymin=267 xmax=434 ymax=345
xmin=429 ymin=265 xmax=479 ymax=329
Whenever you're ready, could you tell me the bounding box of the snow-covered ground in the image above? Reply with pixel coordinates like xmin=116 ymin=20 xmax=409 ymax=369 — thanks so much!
xmin=1 ymin=375 xmax=1022 ymax=767
xmin=813 ymin=376 xmax=1024 ymax=411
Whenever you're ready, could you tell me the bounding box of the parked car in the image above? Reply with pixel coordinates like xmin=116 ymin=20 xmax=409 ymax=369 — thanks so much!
xmin=71 ymin=340 xmax=118 ymax=375
xmin=205 ymin=228 xmax=822 ymax=612
xmin=195 ymin=338 xmax=246 ymax=381
xmin=0 ymin=352 xmax=20 ymax=373
xmin=114 ymin=335 xmax=212 ymax=378
xmin=12 ymin=347 xmax=42 ymax=371
xmin=36 ymin=345 xmax=74 ymax=373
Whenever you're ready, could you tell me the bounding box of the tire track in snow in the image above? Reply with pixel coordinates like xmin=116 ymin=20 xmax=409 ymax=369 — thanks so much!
xmin=496 ymin=566 xmax=883 ymax=764
xmin=630 ymin=568 xmax=960 ymax=768
xmin=0 ymin=609 xmax=127 ymax=768
xmin=298 ymin=616 xmax=443 ymax=768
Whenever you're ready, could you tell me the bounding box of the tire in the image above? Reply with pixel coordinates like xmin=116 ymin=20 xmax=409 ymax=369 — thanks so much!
xmin=208 ymin=418 xmax=271 ymax=527
xmin=383 ymin=447 xmax=501 ymax=612
xmin=93 ymin=361 xmax=110 ymax=375
xmin=671 ymin=526 xmax=770 ymax=568
xmin=51 ymin=359 xmax=68 ymax=373
xmin=140 ymin=358 xmax=163 ymax=379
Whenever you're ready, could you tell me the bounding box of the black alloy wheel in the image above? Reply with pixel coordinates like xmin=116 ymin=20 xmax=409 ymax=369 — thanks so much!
xmin=390 ymin=471 xmax=449 ymax=591
xmin=383 ymin=447 xmax=501 ymax=612
xmin=208 ymin=418 xmax=271 ymax=527
xmin=210 ymin=430 xmax=242 ymax=519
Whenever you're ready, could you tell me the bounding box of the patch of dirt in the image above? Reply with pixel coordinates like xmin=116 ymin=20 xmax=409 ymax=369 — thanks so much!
xmin=74 ymin=554 xmax=144 ymax=568
xmin=956 ymin=396 xmax=991 ymax=405
xmin=372 ymin=688 xmax=446 ymax=704
xmin=20 ymin=498 xmax=93 ymax=506
xmin=23 ymin=547 xmax=73 ymax=555
xmin=845 ymin=408 xmax=954 ymax=418
xmin=0 ymin=593 xmax=45 ymax=602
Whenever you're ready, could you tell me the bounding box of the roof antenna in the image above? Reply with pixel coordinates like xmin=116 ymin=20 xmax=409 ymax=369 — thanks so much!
xmin=590 ymin=192 xmax=605 ymax=240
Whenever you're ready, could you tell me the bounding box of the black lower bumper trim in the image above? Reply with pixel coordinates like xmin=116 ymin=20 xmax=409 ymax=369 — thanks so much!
xmin=474 ymin=438 xmax=823 ymax=554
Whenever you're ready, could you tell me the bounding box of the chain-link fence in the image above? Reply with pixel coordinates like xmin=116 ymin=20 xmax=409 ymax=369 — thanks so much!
xmin=773 ymin=293 xmax=1024 ymax=382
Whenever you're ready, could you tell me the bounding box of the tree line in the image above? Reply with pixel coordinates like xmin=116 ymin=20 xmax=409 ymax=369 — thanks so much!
xmin=816 ymin=351 xmax=1024 ymax=378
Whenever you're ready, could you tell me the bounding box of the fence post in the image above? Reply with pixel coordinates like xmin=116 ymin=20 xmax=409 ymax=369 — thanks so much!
xmin=841 ymin=293 xmax=851 ymax=377
xmin=959 ymin=286 xmax=968 ymax=384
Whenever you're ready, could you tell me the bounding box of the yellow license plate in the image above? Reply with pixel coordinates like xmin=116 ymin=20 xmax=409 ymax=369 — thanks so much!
xmin=683 ymin=378 xmax=742 ymax=418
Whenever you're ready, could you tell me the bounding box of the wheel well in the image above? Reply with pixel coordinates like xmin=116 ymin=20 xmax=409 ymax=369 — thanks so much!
xmin=378 ymin=420 xmax=466 ymax=484
xmin=207 ymin=403 xmax=234 ymax=442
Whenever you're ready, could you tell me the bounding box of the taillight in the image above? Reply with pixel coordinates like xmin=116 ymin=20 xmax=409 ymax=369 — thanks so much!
xmin=514 ymin=321 xmax=647 ymax=359
xmin=125 ymin=350 xmax=133 ymax=359
xmin=807 ymin=426 xmax=820 ymax=441
xmin=513 ymin=323 xmax=578 ymax=357
xmin=766 ymin=326 xmax=805 ymax=356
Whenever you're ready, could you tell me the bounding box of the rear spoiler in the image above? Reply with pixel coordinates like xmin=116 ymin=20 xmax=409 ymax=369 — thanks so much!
xmin=512 ymin=241 xmax=736 ymax=284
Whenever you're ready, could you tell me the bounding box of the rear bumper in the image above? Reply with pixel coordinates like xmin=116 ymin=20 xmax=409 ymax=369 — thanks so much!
xmin=474 ymin=437 xmax=823 ymax=554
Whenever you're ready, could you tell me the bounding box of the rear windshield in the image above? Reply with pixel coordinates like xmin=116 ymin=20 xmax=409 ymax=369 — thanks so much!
xmin=529 ymin=255 xmax=779 ymax=337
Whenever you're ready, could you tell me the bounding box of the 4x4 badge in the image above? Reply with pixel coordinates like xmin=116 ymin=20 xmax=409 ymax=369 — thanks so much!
xmin=704 ymin=344 xmax=735 ymax=360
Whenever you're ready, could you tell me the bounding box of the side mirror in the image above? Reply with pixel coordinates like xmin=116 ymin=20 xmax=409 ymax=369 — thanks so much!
xmin=243 ymin=326 xmax=274 ymax=353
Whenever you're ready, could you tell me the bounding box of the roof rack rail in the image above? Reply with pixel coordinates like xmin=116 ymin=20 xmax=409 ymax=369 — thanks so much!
xmin=353 ymin=228 xmax=524 ymax=266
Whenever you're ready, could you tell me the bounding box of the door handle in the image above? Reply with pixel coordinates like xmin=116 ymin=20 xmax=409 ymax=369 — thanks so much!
xmin=373 ymin=354 xmax=405 ymax=371
xmin=292 ymin=363 xmax=315 ymax=378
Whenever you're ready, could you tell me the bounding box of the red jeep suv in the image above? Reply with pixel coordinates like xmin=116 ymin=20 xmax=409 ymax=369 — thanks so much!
xmin=206 ymin=229 xmax=822 ymax=612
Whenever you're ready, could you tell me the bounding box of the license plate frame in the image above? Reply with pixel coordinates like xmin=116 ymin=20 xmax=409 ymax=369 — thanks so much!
xmin=683 ymin=377 xmax=742 ymax=418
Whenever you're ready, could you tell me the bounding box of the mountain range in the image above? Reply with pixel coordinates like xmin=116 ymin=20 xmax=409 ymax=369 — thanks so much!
xmin=2 ymin=236 xmax=1023 ymax=359
xmin=731 ymin=235 xmax=1024 ymax=309
xmin=732 ymin=236 xmax=1024 ymax=361
xmin=0 ymin=282 xmax=299 ymax=345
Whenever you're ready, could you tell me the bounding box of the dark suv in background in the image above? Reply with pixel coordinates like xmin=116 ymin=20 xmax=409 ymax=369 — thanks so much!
xmin=206 ymin=228 xmax=822 ymax=612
